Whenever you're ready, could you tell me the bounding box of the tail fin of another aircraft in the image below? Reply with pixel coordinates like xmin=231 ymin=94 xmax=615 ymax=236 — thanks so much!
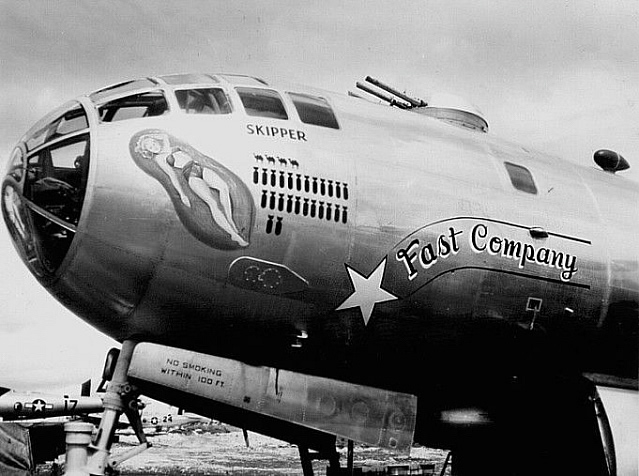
xmin=81 ymin=380 xmax=91 ymax=397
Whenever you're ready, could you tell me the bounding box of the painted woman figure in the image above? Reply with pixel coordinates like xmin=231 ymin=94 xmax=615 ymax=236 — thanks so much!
xmin=132 ymin=129 xmax=253 ymax=250
xmin=182 ymin=160 xmax=248 ymax=247
xmin=135 ymin=133 xmax=191 ymax=207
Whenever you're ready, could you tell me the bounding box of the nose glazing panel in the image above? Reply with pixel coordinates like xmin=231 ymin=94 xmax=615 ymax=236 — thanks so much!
xmin=2 ymin=104 xmax=91 ymax=278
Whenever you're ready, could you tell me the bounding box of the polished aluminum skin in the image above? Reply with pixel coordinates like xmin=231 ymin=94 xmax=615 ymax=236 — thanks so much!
xmin=2 ymin=74 xmax=637 ymax=469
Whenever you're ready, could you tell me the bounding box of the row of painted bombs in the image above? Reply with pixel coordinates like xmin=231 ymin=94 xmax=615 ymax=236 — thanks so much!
xmin=260 ymin=191 xmax=348 ymax=224
xmin=253 ymin=167 xmax=349 ymax=200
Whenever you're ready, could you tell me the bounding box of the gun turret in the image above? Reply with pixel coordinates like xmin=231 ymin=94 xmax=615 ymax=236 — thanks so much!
xmin=351 ymin=75 xmax=488 ymax=133
xmin=364 ymin=76 xmax=427 ymax=108
xmin=354 ymin=77 xmax=426 ymax=110
xmin=355 ymin=81 xmax=411 ymax=109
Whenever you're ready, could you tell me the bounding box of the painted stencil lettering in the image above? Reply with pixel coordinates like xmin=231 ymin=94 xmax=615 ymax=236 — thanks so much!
xmin=246 ymin=124 xmax=307 ymax=141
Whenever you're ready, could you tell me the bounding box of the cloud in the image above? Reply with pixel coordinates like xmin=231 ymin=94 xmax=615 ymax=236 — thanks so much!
xmin=1 ymin=323 xmax=115 ymax=392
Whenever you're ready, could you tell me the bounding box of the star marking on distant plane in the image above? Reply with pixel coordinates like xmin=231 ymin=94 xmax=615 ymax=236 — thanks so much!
xmin=32 ymin=399 xmax=46 ymax=413
xmin=336 ymin=258 xmax=398 ymax=326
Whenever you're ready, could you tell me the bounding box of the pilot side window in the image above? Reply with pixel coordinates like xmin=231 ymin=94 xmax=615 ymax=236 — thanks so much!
xmin=288 ymin=92 xmax=339 ymax=129
xmin=236 ymin=87 xmax=288 ymax=120
xmin=175 ymin=88 xmax=232 ymax=115
xmin=98 ymin=91 xmax=168 ymax=122
xmin=504 ymin=162 xmax=537 ymax=194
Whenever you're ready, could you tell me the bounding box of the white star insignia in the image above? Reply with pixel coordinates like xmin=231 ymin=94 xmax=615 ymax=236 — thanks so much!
xmin=32 ymin=399 xmax=46 ymax=412
xmin=336 ymin=258 xmax=398 ymax=325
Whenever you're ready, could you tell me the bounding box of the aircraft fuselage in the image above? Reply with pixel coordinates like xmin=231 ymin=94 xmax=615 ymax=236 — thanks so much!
xmin=2 ymin=74 xmax=637 ymax=467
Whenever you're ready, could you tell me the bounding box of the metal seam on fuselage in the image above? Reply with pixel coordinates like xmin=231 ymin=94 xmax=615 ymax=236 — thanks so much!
xmin=401 ymin=265 xmax=591 ymax=301
xmin=122 ymin=201 xmax=175 ymax=324
xmin=397 ymin=216 xmax=591 ymax=246
xmin=571 ymin=167 xmax=613 ymax=329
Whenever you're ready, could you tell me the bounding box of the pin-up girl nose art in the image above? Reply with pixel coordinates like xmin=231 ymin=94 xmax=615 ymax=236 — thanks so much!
xmin=130 ymin=129 xmax=254 ymax=250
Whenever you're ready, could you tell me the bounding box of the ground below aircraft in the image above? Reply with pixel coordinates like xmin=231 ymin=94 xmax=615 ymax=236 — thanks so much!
xmin=1 ymin=73 xmax=637 ymax=475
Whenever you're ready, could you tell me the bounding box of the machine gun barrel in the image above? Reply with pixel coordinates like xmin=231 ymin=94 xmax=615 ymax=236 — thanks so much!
xmin=365 ymin=76 xmax=427 ymax=107
xmin=355 ymin=82 xmax=410 ymax=109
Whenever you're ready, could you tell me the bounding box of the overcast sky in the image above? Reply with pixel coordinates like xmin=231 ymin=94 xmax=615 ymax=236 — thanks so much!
xmin=0 ymin=0 xmax=637 ymax=392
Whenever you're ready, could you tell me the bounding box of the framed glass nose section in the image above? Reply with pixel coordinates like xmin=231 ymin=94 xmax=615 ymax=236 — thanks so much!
xmin=3 ymin=133 xmax=91 ymax=277
xmin=24 ymin=135 xmax=90 ymax=226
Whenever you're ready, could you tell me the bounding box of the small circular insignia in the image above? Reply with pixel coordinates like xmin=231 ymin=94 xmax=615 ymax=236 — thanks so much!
xmin=32 ymin=399 xmax=46 ymax=413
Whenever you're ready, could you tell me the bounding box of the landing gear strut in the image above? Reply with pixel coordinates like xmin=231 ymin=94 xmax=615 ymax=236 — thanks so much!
xmin=79 ymin=340 xmax=151 ymax=475
xmin=299 ymin=443 xmax=342 ymax=476
xmin=298 ymin=439 xmax=360 ymax=476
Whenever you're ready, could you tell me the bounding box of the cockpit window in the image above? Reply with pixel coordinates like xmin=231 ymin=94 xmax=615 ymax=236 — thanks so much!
xmin=98 ymin=91 xmax=168 ymax=122
xmin=161 ymin=73 xmax=218 ymax=85
xmin=26 ymin=106 xmax=88 ymax=152
xmin=504 ymin=162 xmax=537 ymax=194
xmin=236 ymin=88 xmax=288 ymax=120
xmin=89 ymin=78 xmax=158 ymax=103
xmin=175 ymin=88 xmax=232 ymax=115
xmin=9 ymin=133 xmax=91 ymax=276
xmin=50 ymin=140 xmax=87 ymax=169
xmin=24 ymin=135 xmax=90 ymax=222
xmin=288 ymin=92 xmax=339 ymax=129
xmin=219 ymin=74 xmax=268 ymax=86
